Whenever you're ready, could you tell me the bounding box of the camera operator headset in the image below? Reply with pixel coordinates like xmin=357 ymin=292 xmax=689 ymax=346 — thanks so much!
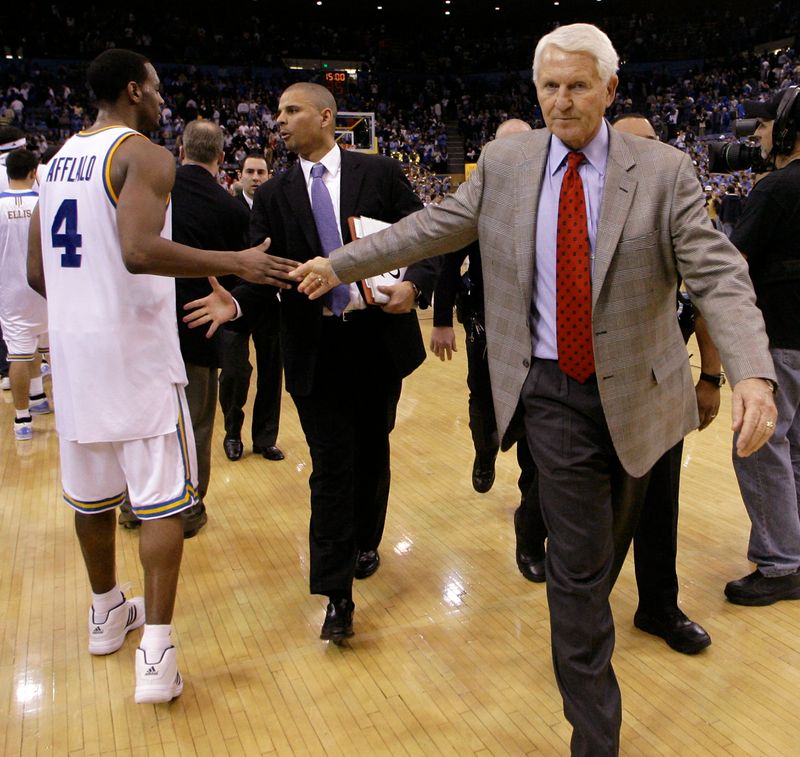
xmin=731 ymin=86 xmax=800 ymax=282
xmin=723 ymin=85 xmax=800 ymax=609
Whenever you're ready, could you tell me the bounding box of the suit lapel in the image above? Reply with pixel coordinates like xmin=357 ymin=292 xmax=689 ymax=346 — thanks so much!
xmin=593 ymin=129 xmax=637 ymax=304
xmin=283 ymin=163 xmax=321 ymax=254
xmin=339 ymin=150 xmax=364 ymax=243
xmin=517 ymin=131 xmax=550 ymax=304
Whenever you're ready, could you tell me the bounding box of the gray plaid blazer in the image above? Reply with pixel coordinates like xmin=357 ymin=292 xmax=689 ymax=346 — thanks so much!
xmin=330 ymin=125 xmax=774 ymax=477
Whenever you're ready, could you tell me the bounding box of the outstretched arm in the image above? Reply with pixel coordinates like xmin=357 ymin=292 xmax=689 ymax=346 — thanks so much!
xmin=182 ymin=277 xmax=238 ymax=338
xmin=113 ymin=138 xmax=297 ymax=284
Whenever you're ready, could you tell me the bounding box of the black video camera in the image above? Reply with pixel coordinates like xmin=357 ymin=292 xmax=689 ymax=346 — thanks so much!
xmin=708 ymin=87 xmax=800 ymax=174
xmin=707 ymin=119 xmax=767 ymax=174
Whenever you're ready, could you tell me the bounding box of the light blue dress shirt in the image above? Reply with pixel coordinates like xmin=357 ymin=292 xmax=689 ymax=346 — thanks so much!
xmin=532 ymin=120 xmax=609 ymax=360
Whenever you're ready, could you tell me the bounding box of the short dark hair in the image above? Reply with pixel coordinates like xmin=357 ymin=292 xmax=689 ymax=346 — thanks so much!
xmin=5 ymin=148 xmax=39 ymax=180
xmin=241 ymin=153 xmax=267 ymax=171
xmin=87 ymin=48 xmax=150 ymax=105
xmin=182 ymin=120 xmax=224 ymax=164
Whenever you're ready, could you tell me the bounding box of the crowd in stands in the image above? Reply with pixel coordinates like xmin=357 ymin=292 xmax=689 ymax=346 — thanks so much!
xmin=2 ymin=2 xmax=797 ymax=73
xmin=1 ymin=1 xmax=798 ymax=206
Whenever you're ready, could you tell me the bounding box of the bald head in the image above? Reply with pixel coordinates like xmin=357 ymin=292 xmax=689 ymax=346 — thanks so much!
xmin=277 ymin=82 xmax=339 ymax=161
xmin=495 ymin=118 xmax=532 ymax=140
xmin=282 ymin=83 xmax=338 ymax=118
xmin=612 ymin=115 xmax=657 ymax=141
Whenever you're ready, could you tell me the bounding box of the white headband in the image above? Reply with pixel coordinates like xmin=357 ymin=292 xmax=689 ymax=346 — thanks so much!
xmin=0 ymin=137 xmax=26 ymax=152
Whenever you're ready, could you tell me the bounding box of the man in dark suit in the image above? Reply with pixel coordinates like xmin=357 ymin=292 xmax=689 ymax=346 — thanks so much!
xmin=218 ymin=154 xmax=284 ymax=463
xmin=185 ymin=83 xmax=439 ymax=641
xmin=173 ymin=119 xmax=250 ymax=537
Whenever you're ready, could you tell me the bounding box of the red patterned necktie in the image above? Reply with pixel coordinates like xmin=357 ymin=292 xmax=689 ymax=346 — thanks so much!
xmin=556 ymin=151 xmax=595 ymax=383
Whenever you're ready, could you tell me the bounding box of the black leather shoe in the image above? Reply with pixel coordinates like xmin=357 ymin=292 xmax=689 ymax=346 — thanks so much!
xmin=514 ymin=506 xmax=545 ymax=583
xmin=253 ymin=444 xmax=285 ymax=461
xmin=472 ymin=452 xmax=497 ymax=493
xmin=182 ymin=502 xmax=208 ymax=539
xmin=118 ymin=498 xmax=141 ymax=529
xmin=354 ymin=550 xmax=380 ymax=579
xmin=517 ymin=552 xmax=546 ymax=583
xmin=724 ymin=568 xmax=800 ymax=606
xmin=223 ymin=437 xmax=243 ymax=461
xmin=633 ymin=607 xmax=711 ymax=654
xmin=320 ymin=598 xmax=355 ymax=643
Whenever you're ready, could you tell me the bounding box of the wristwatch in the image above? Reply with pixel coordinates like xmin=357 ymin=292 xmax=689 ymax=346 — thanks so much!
xmin=408 ymin=281 xmax=422 ymax=305
xmin=698 ymin=372 xmax=726 ymax=388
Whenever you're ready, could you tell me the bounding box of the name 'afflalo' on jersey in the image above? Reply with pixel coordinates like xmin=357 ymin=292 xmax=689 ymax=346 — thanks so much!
xmin=45 ymin=154 xmax=97 ymax=184
xmin=37 ymin=125 xmax=186 ymax=444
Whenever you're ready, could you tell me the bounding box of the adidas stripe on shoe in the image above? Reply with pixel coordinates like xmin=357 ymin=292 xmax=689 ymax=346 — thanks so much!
xmin=135 ymin=646 xmax=184 ymax=704
xmin=28 ymin=394 xmax=52 ymax=415
xmin=88 ymin=595 xmax=145 ymax=655
xmin=14 ymin=418 xmax=33 ymax=441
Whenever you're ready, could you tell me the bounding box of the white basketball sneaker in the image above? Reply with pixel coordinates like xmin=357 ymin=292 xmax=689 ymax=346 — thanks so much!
xmin=88 ymin=595 xmax=145 ymax=655
xmin=135 ymin=646 xmax=184 ymax=704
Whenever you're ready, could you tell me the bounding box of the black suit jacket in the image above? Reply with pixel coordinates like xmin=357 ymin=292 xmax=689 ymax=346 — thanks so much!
xmin=236 ymin=149 xmax=440 ymax=396
xmin=172 ymin=163 xmax=250 ymax=366
xmin=236 ymin=192 xmax=252 ymax=211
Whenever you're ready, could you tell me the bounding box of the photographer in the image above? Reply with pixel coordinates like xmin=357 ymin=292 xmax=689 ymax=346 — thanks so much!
xmin=726 ymin=87 xmax=800 ymax=606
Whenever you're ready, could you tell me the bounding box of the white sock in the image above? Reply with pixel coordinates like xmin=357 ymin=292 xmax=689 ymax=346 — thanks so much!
xmin=15 ymin=409 xmax=31 ymax=421
xmin=140 ymin=624 xmax=173 ymax=657
xmin=92 ymin=584 xmax=124 ymax=622
xmin=29 ymin=376 xmax=44 ymax=395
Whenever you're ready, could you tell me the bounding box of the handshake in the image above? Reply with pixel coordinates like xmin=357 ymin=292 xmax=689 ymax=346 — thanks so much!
xmin=182 ymin=243 xmax=415 ymax=337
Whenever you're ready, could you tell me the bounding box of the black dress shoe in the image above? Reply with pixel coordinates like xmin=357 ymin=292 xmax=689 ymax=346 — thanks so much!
xmin=633 ymin=607 xmax=711 ymax=654
xmin=182 ymin=502 xmax=208 ymax=539
xmin=320 ymin=598 xmax=355 ymax=643
xmin=354 ymin=550 xmax=380 ymax=579
xmin=118 ymin=498 xmax=141 ymax=529
xmin=253 ymin=444 xmax=285 ymax=461
xmin=517 ymin=552 xmax=546 ymax=583
xmin=472 ymin=452 xmax=497 ymax=493
xmin=514 ymin=506 xmax=545 ymax=582
xmin=223 ymin=437 xmax=243 ymax=461
xmin=724 ymin=568 xmax=800 ymax=606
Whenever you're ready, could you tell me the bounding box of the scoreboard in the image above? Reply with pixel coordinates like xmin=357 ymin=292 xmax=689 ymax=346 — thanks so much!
xmin=323 ymin=70 xmax=348 ymax=95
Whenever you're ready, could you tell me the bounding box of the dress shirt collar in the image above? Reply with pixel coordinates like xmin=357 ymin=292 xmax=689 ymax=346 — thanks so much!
xmin=548 ymin=119 xmax=610 ymax=177
xmin=299 ymin=144 xmax=341 ymax=186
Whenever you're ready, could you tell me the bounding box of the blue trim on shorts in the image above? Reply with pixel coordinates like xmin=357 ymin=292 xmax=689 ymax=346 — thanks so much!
xmin=134 ymin=388 xmax=198 ymax=520
xmin=64 ymin=490 xmax=127 ymax=514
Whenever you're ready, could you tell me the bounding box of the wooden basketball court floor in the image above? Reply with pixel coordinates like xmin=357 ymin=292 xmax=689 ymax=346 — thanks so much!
xmin=1 ymin=316 xmax=799 ymax=756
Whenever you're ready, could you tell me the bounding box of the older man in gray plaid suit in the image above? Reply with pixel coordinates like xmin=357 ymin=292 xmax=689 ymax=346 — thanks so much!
xmin=295 ymin=23 xmax=776 ymax=757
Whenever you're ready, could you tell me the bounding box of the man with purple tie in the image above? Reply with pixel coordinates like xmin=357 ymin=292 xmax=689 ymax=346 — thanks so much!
xmin=185 ymin=83 xmax=440 ymax=641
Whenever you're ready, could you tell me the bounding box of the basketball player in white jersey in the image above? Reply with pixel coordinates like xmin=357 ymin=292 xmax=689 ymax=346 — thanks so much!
xmin=0 ymin=148 xmax=50 ymax=441
xmin=27 ymin=48 xmax=298 ymax=703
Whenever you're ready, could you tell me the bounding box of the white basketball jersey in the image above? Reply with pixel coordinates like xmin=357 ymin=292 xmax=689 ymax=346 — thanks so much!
xmin=38 ymin=125 xmax=186 ymax=442
xmin=0 ymin=189 xmax=48 ymax=335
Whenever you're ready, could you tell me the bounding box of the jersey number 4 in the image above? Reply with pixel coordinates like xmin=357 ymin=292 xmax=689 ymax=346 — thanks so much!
xmin=51 ymin=199 xmax=83 ymax=268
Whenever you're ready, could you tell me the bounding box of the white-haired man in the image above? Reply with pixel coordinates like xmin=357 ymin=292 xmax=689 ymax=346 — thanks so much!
xmin=288 ymin=23 xmax=777 ymax=756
